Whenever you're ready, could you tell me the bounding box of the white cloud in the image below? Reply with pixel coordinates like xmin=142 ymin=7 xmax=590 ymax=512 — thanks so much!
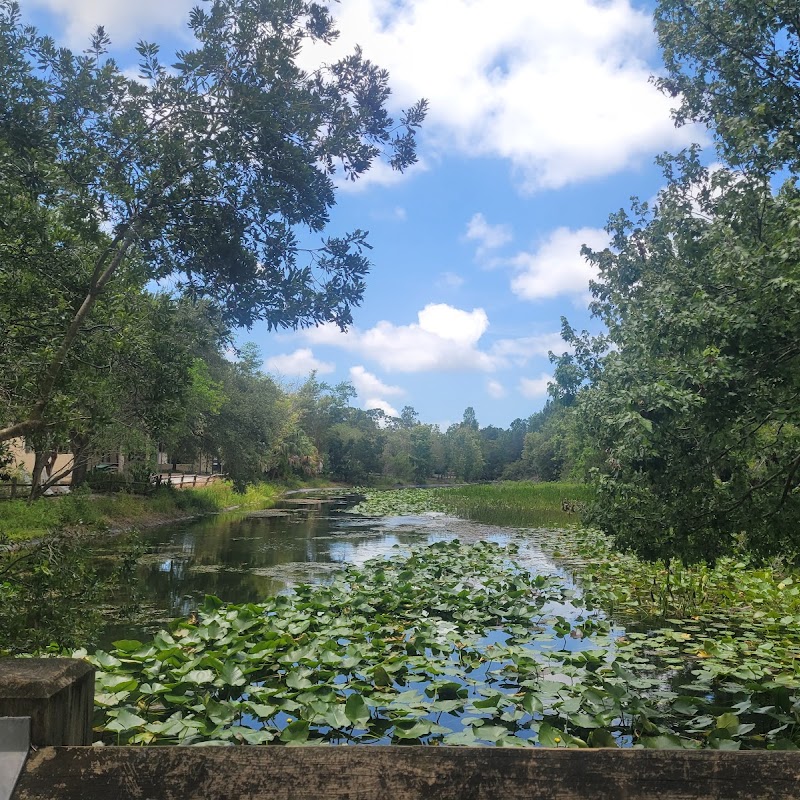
xmin=519 ymin=373 xmax=554 ymax=398
xmin=28 ymin=0 xmax=194 ymax=47
xmin=365 ymin=398 xmax=400 ymax=418
xmin=490 ymin=333 xmax=567 ymax=367
xmin=304 ymin=303 xmax=495 ymax=372
xmin=348 ymin=368 xmax=404 ymax=417
xmin=437 ymin=271 xmax=465 ymax=289
xmin=305 ymin=0 xmax=700 ymax=192
xmin=334 ymin=157 xmax=428 ymax=193
xmin=349 ymin=366 xmax=404 ymax=398
xmin=465 ymin=213 xmax=513 ymax=258
xmin=36 ymin=0 xmax=698 ymax=192
xmin=265 ymin=348 xmax=335 ymax=377
xmin=417 ymin=304 xmax=487 ymax=343
xmin=487 ymin=379 xmax=506 ymax=399
xmin=510 ymin=227 xmax=609 ymax=300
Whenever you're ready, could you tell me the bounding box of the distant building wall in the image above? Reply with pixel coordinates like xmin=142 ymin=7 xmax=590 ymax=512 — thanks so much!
xmin=5 ymin=439 xmax=75 ymax=484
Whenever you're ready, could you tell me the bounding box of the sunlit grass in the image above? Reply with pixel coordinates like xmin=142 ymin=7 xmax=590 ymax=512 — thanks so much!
xmin=433 ymin=481 xmax=593 ymax=527
xmin=0 ymin=481 xmax=280 ymax=541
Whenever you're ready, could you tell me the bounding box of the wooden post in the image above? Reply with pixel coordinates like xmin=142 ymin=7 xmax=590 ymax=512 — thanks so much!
xmin=0 ymin=659 xmax=94 ymax=746
xmin=10 ymin=479 xmax=17 ymax=500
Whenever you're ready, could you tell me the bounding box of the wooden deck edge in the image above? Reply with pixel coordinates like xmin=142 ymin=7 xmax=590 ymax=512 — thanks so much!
xmin=13 ymin=745 xmax=800 ymax=800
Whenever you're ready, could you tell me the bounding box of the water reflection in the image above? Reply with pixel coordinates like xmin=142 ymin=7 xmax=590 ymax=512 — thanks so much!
xmin=94 ymin=496 xmax=562 ymax=646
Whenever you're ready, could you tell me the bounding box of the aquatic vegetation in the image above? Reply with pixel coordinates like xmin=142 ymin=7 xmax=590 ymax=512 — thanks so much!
xmin=21 ymin=485 xmax=799 ymax=750
xmin=434 ymin=482 xmax=593 ymax=527
xmin=76 ymin=538 xmax=800 ymax=749
xmin=347 ymin=488 xmax=448 ymax=517
xmin=347 ymin=483 xmax=591 ymax=526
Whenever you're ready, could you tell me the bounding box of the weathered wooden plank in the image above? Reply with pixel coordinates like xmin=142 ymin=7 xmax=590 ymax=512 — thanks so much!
xmin=13 ymin=746 xmax=800 ymax=800
xmin=0 ymin=660 xmax=94 ymax=746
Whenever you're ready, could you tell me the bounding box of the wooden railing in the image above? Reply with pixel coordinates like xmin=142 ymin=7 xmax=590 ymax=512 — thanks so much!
xmin=2 ymin=659 xmax=800 ymax=800
xmin=0 ymin=482 xmax=73 ymax=501
xmin=156 ymin=472 xmax=223 ymax=489
xmin=0 ymin=473 xmax=222 ymax=500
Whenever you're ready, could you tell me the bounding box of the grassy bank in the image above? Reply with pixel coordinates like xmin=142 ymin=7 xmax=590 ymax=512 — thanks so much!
xmin=0 ymin=482 xmax=280 ymax=542
xmin=433 ymin=481 xmax=593 ymax=527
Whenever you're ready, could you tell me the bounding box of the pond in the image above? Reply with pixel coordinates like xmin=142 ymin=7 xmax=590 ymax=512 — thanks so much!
xmin=84 ymin=489 xmax=800 ymax=750
xmin=95 ymin=491 xmax=568 ymax=646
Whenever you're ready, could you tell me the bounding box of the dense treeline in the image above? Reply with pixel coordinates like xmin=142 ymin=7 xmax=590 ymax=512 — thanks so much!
xmin=0 ymin=269 xmax=576 ymax=492
xmin=112 ymin=326 xmax=584 ymax=489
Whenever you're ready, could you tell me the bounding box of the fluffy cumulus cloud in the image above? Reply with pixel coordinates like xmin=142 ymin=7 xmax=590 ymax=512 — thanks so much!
xmin=264 ymin=348 xmax=335 ymax=376
xmin=27 ymin=0 xmax=195 ymax=47
xmin=510 ymin=227 xmax=610 ymax=300
xmin=519 ymin=373 xmax=554 ymax=399
xmin=464 ymin=213 xmax=513 ymax=258
xmin=304 ymin=303 xmax=495 ymax=373
xmin=486 ymin=379 xmax=506 ymax=399
xmin=349 ymin=366 xmax=404 ymax=399
xmin=490 ymin=333 xmax=568 ymax=367
xmin=304 ymin=0 xmax=698 ymax=191
xmin=36 ymin=0 xmax=696 ymax=191
xmin=366 ymin=399 xmax=400 ymax=418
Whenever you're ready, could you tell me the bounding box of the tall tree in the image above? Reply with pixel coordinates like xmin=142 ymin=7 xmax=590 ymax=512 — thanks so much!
xmin=445 ymin=423 xmax=484 ymax=482
xmin=206 ymin=347 xmax=293 ymax=491
xmin=0 ymin=199 xmax=202 ymax=495
xmin=567 ymin=154 xmax=799 ymax=563
xmin=0 ymin=0 xmax=426 ymax=444
xmin=557 ymin=0 xmax=800 ymax=563
xmin=655 ymin=0 xmax=800 ymax=175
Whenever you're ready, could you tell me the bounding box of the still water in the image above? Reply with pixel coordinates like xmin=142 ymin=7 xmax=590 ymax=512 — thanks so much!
xmin=96 ymin=493 xmax=562 ymax=646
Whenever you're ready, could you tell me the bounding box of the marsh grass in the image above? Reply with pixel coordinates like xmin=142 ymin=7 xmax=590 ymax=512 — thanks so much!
xmin=434 ymin=481 xmax=593 ymax=527
xmin=0 ymin=482 xmax=280 ymax=541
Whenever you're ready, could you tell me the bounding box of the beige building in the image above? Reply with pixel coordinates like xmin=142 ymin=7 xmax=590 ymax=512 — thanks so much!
xmin=3 ymin=439 xmax=219 ymax=487
xmin=5 ymin=439 xmax=76 ymax=485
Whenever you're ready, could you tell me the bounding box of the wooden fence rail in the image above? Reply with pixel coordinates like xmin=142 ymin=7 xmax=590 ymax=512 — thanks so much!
xmin=2 ymin=659 xmax=800 ymax=800
xmin=0 ymin=473 xmax=222 ymax=500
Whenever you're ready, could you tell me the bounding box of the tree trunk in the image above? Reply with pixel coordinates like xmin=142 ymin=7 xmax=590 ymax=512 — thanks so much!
xmin=70 ymin=432 xmax=91 ymax=489
xmin=28 ymin=448 xmax=57 ymax=502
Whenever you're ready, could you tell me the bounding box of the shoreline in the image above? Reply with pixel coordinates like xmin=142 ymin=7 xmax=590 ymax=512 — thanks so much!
xmin=0 ymin=482 xmax=353 ymax=550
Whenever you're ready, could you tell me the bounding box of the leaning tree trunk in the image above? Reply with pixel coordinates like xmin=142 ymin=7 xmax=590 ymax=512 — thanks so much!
xmin=28 ymin=448 xmax=57 ymax=502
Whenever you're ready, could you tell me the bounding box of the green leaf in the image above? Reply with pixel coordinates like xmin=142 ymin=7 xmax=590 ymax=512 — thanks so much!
xmin=323 ymin=705 xmax=351 ymax=730
xmin=206 ymin=699 xmax=236 ymax=726
xmin=640 ymin=734 xmax=685 ymax=750
xmin=522 ymin=693 xmax=543 ymax=715
xmin=393 ymin=719 xmax=433 ymax=740
xmin=587 ymin=730 xmax=618 ymax=748
xmin=248 ymin=702 xmax=278 ymax=720
xmin=105 ymin=708 xmax=147 ymax=733
xmin=279 ymin=720 xmax=310 ymax=743
xmin=112 ymin=639 xmax=143 ymax=653
xmin=344 ymin=693 xmax=370 ymax=726
xmin=285 ymin=670 xmax=313 ymax=691
xmin=183 ymin=669 xmax=215 ymax=685
xmin=218 ymin=663 xmax=246 ymax=686
xmin=715 ymin=713 xmax=739 ymax=734
xmin=537 ymin=722 xmax=566 ymax=748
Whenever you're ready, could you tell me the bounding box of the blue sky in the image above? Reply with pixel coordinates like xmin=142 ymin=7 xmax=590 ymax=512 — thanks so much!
xmin=23 ymin=0 xmax=705 ymax=429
